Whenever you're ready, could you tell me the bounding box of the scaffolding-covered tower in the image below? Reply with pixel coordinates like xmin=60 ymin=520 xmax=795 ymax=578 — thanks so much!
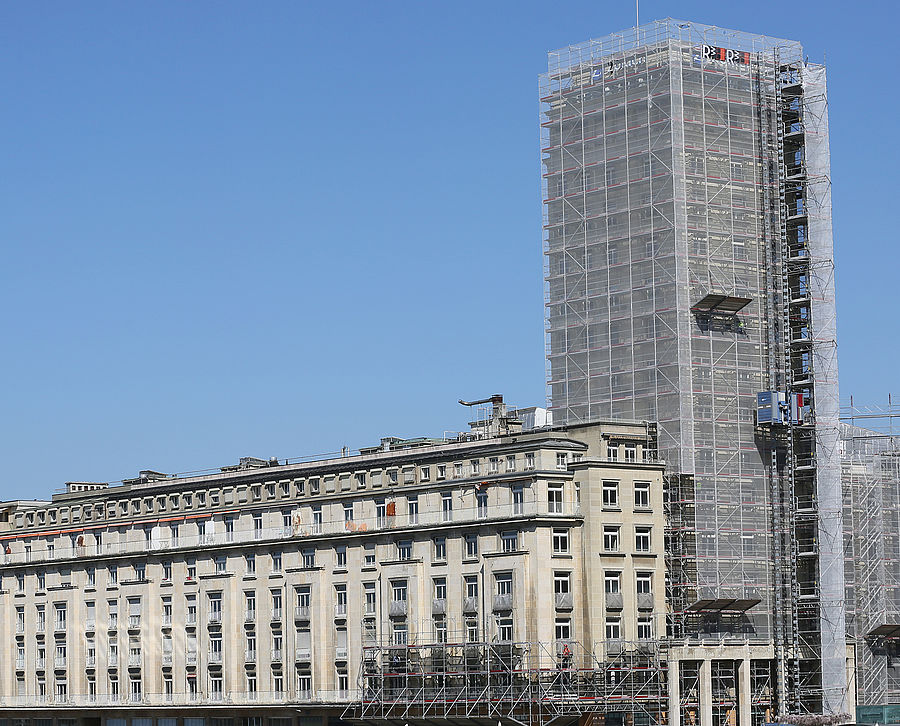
xmin=541 ymin=19 xmax=843 ymax=716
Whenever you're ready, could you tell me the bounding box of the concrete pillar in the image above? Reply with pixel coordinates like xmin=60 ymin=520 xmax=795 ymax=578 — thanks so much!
xmin=740 ymin=658 xmax=751 ymax=726
xmin=669 ymin=658 xmax=681 ymax=726
xmin=701 ymin=658 xmax=713 ymax=726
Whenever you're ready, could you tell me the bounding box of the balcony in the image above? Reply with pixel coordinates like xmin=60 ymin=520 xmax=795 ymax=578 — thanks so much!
xmin=36 ymin=622 xmax=45 ymax=634
xmin=334 ymin=604 xmax=347 ymax=619
xmin=463 ymin=597 xmax=478 ymax=614
xmin=294 ymin=606 xmax=310 ymax=622
xmin=271 ymin=608 xmax=283 ymax=623
xmin=54 ymin=656 xmax=67 ymax=669
xmin=128 ymin=654 xmax=142 ymax=668
xmin=554 ymin=592 xmax=574 ymax=611
xmin=208 ymin=651 xmax=223 ymax=665
xmin=432 ymin=599 xmax=447 ymax=616
xmin=636 ymin=593 xmax=654 ymax=611
xmin=54 ymin=621 xmax=67 ymax=634
xmin=85 ymin=620 xmax=95 ymax=632
xmin=186 ymin=652 xmax=198 ymax=665
xmin=128 ymin=615 xmax=141 ymax=630
xmin=36 ymin=657 xmax=47 ymax=670
xmin=492 ymin=594 xmax=513 ymax=612
xmin=208 ymin=612 xmax=223 ymax=626
xmin=161 ymin=614 xmax=172 ymax=628
xmin=244 ymin=649 xmax=257 ymax=663
xmin=605 ymin=592 xmax=624 ymax=611
xmin=244 ymin=610 xmax=256 ymax=623
xmin=389 ymin=601 xmax=408 ymax=618
xmin=108 ymin=618 xmax=118 ymax=631
xmin=15 ymin=658 xmax=24 ymax=670
xmin=162 ymin=653 xmax=173 ymax=666
xmin=271 ymin=649 xmax=283 ymax=663
xmin=295 ymin=647 xmax=311 ymax=663
xmin=335 ymin=647 xmax=348 ymax=661
xmin=15 ymin=622 xmax=25 ymax=634
xmin=186 ymin=613 xmax=197 ymax=626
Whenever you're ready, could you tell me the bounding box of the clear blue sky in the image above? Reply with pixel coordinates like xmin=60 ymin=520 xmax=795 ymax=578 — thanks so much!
xmin=1 ymin=1 xmax=897 ymax=498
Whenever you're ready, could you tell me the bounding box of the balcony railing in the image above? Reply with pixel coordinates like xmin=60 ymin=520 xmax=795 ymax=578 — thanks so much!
xmin=271 ymin=649 xmax=283 ymax=663
xmin=244 ymin=649 xmax=257 ymax=663
xmin=0 ymin=689 xmax=361 ymax=708
xmin=334 ymin=604 xmax=347 ymax=618
xmin=294 ymin=606 xmax=310 ymax=621
xmin=244 ymin=610 xmax=256 ymax=623
xmin=208 ymin=651 xmax=223 ymax=664
xmin=128 ymin=654 xmax=142 ymax=667
xmin=271 ymin=608 xmax=283 ymax=622
xmin=4 ymin=498 xmax=585 ymax=566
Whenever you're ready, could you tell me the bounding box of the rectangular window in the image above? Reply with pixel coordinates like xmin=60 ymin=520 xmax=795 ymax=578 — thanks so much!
xmin=548 ymin=484 xmax=563 ymax=513
xmin=465 ymin=574 xmax=478 ymax=599
xmin=602 ymin=480 xmax=619 ymax=508
xmin=635 ymin=527 xmax=651 ymax=552
xmin=437 ymin=464 xmax=446 ymax=480
xmin=506 ymin=455 xmax=516 ymax=472
xmin=301 ymin=549 xmax=314 ymax=568
xmin=556 ymin=453 xmax=568 ymax=470
xmin=500 ymin=530 xmax=518 ymax=552
xmin=497 ymin=616 xmax=513 ymax=642
xmin=636 ymin=572 xmax=653 ymax=594
xmin=605 ymin=617 xmax=621 ymax=640
xmin=391 ymin=580 xmax=407 ymax=602
xmin=397 ymin=540 xmax=412 ymax=561
xmin=433 ymin=537 xmax=446 ymax=561
xmin=555 ymin=617 xmax=571 ymax=640
xmin=624 ymin=443 xmax=637 ymax=462
xmin=364 ymin=542 xmax=376 ymax=566
xmin=375 ymin=499 xmax=387 ymax=528
xmin=335 ymin=546 xmax=347 ymax=569
xmin=343 ymin=502 xmax=354 ymax=523
xmin=392 ymin=621 xmax=407 ymax=645
xmin=441 ymin=492 xmax=453 ymax=522
xmin=471 ymin=459 xmax=481 ymax=476
xmin=465 ymin=534 xmax=478 ymax=558
xmin=454 ymin=462 xmax=464 ymax=478
xmin=637 ymin=616 xmax=653 ymax=640
xmin=554 ymin=571 xmax=570 ymax=594
xmin=477 ymin=491 xmax=488 ymax=517
xmin=603 ymin=526 xmax=620 ymax=552
xmin=433 ymin=576 xmax=447 ymax=600
xmin=253 ymin=513 xmax=263 ymax=539
xmin=246 ymin=553 xmax=256 ymax=574
xmin=525 ymin=452 xmax=535 ymax=470
xmin=512 ymin=484 xmax=524 ymax=514
xmin=364 ymin=582 xmax=376 ymax=615
xmin=552 ymin=528 xmax=569 ymax=554
xmin=420 ymin=466 xmax=430 ymax=482
xmin=495 ymin=572 xmax=512 ymax=596
xmin=606 ymin=444 xmax=619 ymax=461
xmin=634 ymin=481 xmax=651 ymax=509
xmin=407 ymin=496 xmax=418 ymax=525
xmin=489 ymin=457 xmax=499 ymax=474
xmin=604 ymin=571 xmax=621 ymax=593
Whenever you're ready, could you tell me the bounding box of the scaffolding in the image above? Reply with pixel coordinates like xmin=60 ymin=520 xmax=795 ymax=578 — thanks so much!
xmin=346 ymin=634 xmax=668 ymax=726
xmin=840 ymin=406 xmax=900 ymax=709
xmin=540 ymin=18 xmax=842 ymax=717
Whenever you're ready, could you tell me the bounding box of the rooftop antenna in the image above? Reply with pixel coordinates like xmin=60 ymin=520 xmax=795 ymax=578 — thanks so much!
xmin=636 ymin=0 xmax=639 ymax=31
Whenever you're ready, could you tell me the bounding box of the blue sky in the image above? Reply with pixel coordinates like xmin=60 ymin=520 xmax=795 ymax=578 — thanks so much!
xmin=1 ymin=1 xmax=897 ymax=498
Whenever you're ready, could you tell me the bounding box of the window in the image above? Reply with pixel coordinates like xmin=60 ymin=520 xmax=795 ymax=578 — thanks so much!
xmin=470 ymin=459 xmax=480 ymax=476
xmin=637 ymin=616 xmax=653 ymax=640
xmin=466 ymin=618 xmax=479 ymax=642
xmin=604 ymin=571 xmax=621 ymax=593
xmin=335 ymin=546 xmax=347 ymax=569
xmin=636 ymin=572 xmax=653 ymax=594
xmin=512 ymin=484 xmax=524 ymax=514
xmin=434 ymin=617 xmax=447 ymax=643
xmin=556 ymin=453 xmax=568 ymax=470
xmin=420 ymin=466 xmax=430 ymax=482
xmin=603 ymin=526 xmax=620 ymax=552
xmin=246 ymin=553 xmax=256 ymax=574
xmin=546 ymin=524 xmax=570 ymax=556
xmin=208 ymin=593 xmax=222 ymax=623
xmin=525 ymin=452 xmax=535 ymax=470
xmin=606 ymin=444 xmax=618 ymax=461
xmin=343 ymin=502 xmax=354 ymax=523
xmin=86 ymin=568 xmax=95 ymax=587
xmin=335 ymin=584 xmax=348 ymax=616
xmin=554 ymin=571 xmax=570 ymax=594
xmin=364 ymin=582 xmax=376 ymax=615
xmin=162 ymin=561 xmax=172 ymax=581
xmin=433 ymin=576 xmax=447 ymax=600
xmin=162 ymin=596 xmax=172 ymax=625
xmin=375 ymin=499 xmax=387 ymax=528
xmin=109 ymin=565 xmax=118 ymax=585
xmin=215 ymin=556 xmax=226 ymax=573
xmin=477 ymin=490 xmax=488 ymax=517
xmin=224 ymin=516 xmax=234 ymax=542
xmin=624 ymin=443 xmax=637 ymax=462
xmin=364 ymin=543 xmax=376 ymax=566
xmin=605 ymin=616 xmax=621 ymax=640
xmin=441 ymin=492 xmax=453 ymax=522
xmin=210 ymin=675 xmax=223 ymax=701
xmin=495 ymin=572 xmax=512 ymax=596
xmin=497 ymin=616 xmax=513 ymax=641
xmin=271 ymin=589 xmax=283 ymax=618
xmin=501 ymin=530 xmax=518 ymax=552
xmin=506 ymin=455 xmax=516 ymax=472
xmin=635 ymin=527 xmax=651 ymax=552
xmin=54 ymin=603 xmax=67 ymax=631
xmin=454 ymin=462 xmax=464 ymax=478
xmin=301 ymin=549 xmax=315 ymax=568
xmin=433 ymin=537 xmax=446 ymax=561
xmin=488 ymin=457 xmax=499 ymax=474
xmin=437 ymin=465 xmax=446 ymax=480
xmin=602 ymin=480 xmax=619 ymax=508
xmin=253 ymin=513 xmax=263 ymax=539
xmin=313 ymin=505 xmax=322 ymax=534
xmin=407 ymin=496 xmax=419 ymax=525
xmin=186 ymin=561 xmax=196 ymax=580
xmin=388 ymin=470 xmax=398 ymax=485
xmin=634 ymin=481 xmax=651 ymax=509
xmin=355 ymin=472 xmax=366 ymax=489
xmin=186 ymin=595 xmax=197 ymax=624
xmin=392 ymin=621 xmax=407 ymax=645
xmin=297 ymin=672 xmax=312 ymax=698
xmin=397 ymin=540 xmax=412 ymax=561
xmin=465 ymin=534 xmax=478 ymax=558
xmin=548 ymin=484 xmax=563 ymax=513
xmin=465 ymin=574 xmax=479 ymax=599
xmin=391 ymin=580 xmax=408 ymax=603
xmin=555 ymin=618 xmax=571 ymax=640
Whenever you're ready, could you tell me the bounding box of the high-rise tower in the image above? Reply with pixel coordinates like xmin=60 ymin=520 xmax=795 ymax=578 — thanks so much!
xmin=542 ymin=20 xmax=844 ymax=716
